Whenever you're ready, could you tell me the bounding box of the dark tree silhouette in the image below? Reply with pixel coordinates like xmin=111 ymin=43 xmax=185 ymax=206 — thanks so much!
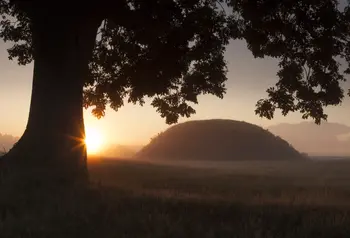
xmin=227 ymin=0 xmax=350 ymax=124
xmin=0 ymin=0 xmax=231 ymax=183
xmin=0 ymin=0 xmax=348 ymax=183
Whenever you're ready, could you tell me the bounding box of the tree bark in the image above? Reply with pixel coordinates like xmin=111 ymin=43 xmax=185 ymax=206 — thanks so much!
xmin=1 ymin=15 xmax=100 ymax=185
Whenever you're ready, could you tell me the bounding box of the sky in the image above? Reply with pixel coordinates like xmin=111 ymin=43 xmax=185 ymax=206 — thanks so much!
xmin=1 ymin=38 xmax=350 ymax=146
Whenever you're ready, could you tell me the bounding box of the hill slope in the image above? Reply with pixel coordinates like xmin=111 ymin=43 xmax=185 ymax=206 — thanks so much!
xmin=136 ymin=119 xmax=304 ymax=161
xmin=268 ymin=122 xmax=350 ymax=156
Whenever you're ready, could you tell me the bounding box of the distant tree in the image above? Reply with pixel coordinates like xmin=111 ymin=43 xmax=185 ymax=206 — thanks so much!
xmin=0 ymin=133 xmax=18 ymax=150
xmin=0 ymin=146 xmax=7 ymax=155
xmin=0 ymin=0 xmax=348 ymax=183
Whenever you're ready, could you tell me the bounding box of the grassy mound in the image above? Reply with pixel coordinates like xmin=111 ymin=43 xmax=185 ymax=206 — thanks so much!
xmin=136 ymin=119 xmax=304 ymax=161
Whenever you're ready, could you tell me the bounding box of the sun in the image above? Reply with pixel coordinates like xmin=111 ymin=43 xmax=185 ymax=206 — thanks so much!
xmin=85 ymin=127 xmax=104 ymax=154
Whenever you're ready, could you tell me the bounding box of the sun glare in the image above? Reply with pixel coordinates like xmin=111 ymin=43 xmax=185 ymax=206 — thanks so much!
xmin=85 ymin=127 xmax=104 ymax=154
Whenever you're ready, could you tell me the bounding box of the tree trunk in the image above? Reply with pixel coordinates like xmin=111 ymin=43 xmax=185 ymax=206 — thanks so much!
xmin=1 ymin=15 xmax=100 ymax=185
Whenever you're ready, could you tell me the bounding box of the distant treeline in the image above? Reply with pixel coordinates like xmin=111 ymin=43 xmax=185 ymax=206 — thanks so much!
xmin=0 ymin=133 xmax=18 ymax=154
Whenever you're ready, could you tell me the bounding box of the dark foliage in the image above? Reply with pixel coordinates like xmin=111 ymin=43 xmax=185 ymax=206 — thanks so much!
xmin=227 ymin=0 xmax=350 ymax=124
xmin=1 ymin=0 xmax=349 ymax=124
xmin=1 ymin=0 xmax=231 ymax=124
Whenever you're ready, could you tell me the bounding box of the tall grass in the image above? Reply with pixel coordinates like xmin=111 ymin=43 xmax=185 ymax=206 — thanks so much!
xmin=1 ymin=159 xmax=350 ymax=237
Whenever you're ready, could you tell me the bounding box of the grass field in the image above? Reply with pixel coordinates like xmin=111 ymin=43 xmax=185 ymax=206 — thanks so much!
xmin=2 ymin=158 xmax=350 ymax=237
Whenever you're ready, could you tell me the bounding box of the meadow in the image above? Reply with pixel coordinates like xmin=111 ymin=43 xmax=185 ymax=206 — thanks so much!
xmin=2 ymin=158 xmax=350 ymax=237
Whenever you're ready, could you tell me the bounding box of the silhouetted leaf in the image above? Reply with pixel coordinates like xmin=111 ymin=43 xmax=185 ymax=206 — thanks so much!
xmin=1 ymin=0 xmax=349 ymax=124
xmin=230 ymin=0 xmax=348 ymax=124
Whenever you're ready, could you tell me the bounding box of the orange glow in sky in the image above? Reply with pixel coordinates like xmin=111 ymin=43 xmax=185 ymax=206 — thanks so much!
xmin=1 ymin=39 xmax=349 ymax=146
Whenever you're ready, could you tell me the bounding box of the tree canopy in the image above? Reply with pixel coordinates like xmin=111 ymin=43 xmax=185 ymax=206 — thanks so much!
xmin=1 ymin=0 xmax=349 ymax=124
xmin=237 ymin=0 xmax=350 ymax=124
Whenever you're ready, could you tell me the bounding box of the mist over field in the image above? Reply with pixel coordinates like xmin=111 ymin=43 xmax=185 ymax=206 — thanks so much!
xmin=89 ymin=158 xmax=350 ymax=204
xmin=2 ymin=119 xmax=350 ymax=237
xmin=268 ymin=122 xmax=350 ymax=156
xmin=2 ymin=0 xmax=350 ymax=237
xmin=3 ymin=121 xmax=350 ymax=159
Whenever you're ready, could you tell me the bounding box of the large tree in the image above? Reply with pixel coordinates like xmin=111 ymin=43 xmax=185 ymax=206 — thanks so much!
xmin=0 ymin=0 xmax=348 ymax=183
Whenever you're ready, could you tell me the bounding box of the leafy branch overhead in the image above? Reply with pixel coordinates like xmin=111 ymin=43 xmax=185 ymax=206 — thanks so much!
xmin=1 ymin=0 xmax=350 ymax=124
xmin=230 ymin=0 xmax=350 ymax=124
xmin=85 ymin=2 xmax=231 ymax=124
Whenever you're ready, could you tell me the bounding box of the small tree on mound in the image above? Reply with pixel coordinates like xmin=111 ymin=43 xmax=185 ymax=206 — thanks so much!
xmin=0 ymin=0 xmax=349 ymax=184
xmin=0 ymin=147 xmax=7 ymax=157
